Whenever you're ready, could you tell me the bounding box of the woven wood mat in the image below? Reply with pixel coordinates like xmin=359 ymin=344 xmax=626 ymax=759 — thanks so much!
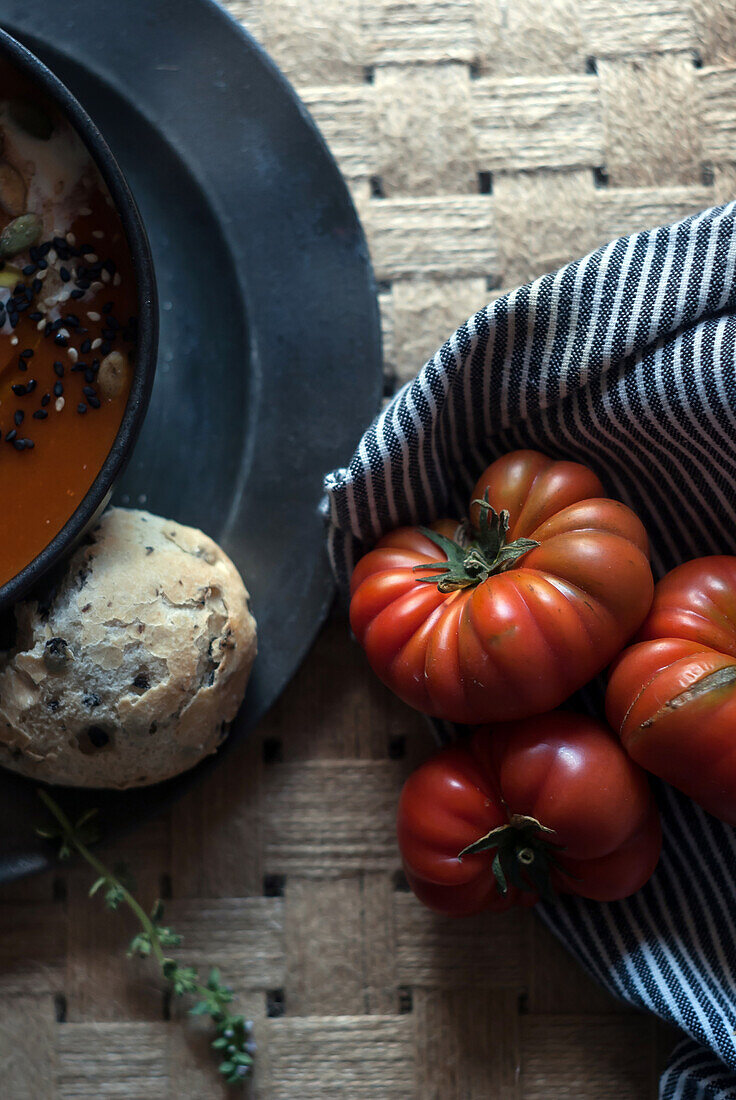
xmin=3 ymin=1 xmax=735 ymax=1096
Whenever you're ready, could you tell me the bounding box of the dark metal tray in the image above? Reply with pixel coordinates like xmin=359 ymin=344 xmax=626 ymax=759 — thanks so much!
xmin=0 ymin=0 xmax=381 ymax=879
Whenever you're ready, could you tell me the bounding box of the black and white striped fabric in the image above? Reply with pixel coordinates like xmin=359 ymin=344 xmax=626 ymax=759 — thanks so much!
xmin=324 ymin=203 xmax=736 ymax=1099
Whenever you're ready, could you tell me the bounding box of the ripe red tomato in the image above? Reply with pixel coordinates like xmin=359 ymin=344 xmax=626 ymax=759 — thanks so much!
xmin=350 ymin=449 xmax=654 ymax=723
xmin=606 ymin=556 xmax=736 ymax=824
xmin=397 ymin=713 xmax=661 ymax=916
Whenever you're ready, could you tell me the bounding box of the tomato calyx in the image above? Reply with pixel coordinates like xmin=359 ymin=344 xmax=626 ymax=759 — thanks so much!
xmin=414 ymin=492 xmax=539 ymax=593
xmin=458 ymin=813 xmax=567 ymax=901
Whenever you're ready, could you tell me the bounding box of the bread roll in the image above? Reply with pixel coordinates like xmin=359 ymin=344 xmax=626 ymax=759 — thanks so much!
xmin=0 ymin=508 xmax=257 ymax=788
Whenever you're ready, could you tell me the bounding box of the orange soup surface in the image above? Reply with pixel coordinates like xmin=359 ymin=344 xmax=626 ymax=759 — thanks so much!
xmin=0 ymin=77 xmax=137 ymax=588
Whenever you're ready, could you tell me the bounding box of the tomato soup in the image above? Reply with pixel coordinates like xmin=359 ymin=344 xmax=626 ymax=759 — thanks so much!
xmin=0 ymin=75 xmax=137 ymax=588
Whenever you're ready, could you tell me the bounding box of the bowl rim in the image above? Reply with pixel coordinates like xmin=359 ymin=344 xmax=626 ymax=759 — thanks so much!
xmin=0 ymin=28 xmax=158 ymax=608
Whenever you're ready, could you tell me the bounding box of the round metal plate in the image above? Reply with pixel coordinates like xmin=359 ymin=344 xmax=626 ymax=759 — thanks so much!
xmin=0 ymin=0 xmax=381 ymax=879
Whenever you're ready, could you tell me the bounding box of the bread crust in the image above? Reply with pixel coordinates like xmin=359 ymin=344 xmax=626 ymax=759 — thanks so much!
xmin=0 ymin=508 xmax=257 ymax=788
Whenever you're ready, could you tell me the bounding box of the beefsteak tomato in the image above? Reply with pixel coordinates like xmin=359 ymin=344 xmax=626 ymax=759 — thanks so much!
xmin=397 ymin=712 xmax=661 ymax=916
xmin=350 ymin=449 xmax=653 ymax=723
xmin=607 ymin=555 xmax=736 ymax=824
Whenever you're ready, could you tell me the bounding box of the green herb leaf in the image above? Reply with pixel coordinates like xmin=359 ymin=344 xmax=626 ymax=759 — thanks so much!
xmin=36 ymin=790 xmax=254 ymax=1087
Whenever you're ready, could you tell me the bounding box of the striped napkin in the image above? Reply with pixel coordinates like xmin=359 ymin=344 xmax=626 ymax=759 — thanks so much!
xmin=325 ymin=203 xmax=736 ymax=1100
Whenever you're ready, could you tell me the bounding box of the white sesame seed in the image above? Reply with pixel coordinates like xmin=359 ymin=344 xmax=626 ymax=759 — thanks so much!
xmin=91 ymin=338 xmax=102 ymax=350
xmin=68 ymin=347 xmax=78 ymax=363
xmin=37 ymin=267 xmax=48 ymax=279
xmin=113 ymin=272 xmax=121 ymax=287
xmin=58 ymin=328 xmax=70 ymax=339
xmin=92 ymin=230 xmax=104 ymax=239
xmin=59 ymin=289 xmax=70 ymax=302
xmin=86 ymin=311 xmax=101 ymax=322
xmin=101 ymin=269 xmax=111 ymax=283
xmin=85 ymin=253 xmax=98 ymax=263
xmin=90 ymin=281 xmax=103 ymax=293
xmin=36 ymin=319 xmax=45 ymax=331
xmin=55 ymin=397 xmax=65 ymax=412
xmin=48 ymin=250 xmax=57 ymax=264
xmin=66 ymin=232 xmax=76 ymax=245
xmin=10 ymin=335 xmax=18 ymax=345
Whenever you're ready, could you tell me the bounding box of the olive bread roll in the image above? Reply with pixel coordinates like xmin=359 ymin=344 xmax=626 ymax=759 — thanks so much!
xmin=0 ymin=508 xmax=257 ymax=788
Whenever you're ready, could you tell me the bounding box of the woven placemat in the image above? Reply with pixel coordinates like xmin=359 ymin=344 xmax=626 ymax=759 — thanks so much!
xmin=3 ymin=1 xmax=735 ymax=1096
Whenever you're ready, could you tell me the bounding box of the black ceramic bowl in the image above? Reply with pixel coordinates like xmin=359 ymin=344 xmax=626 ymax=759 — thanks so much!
xmin=0 ymin=29 xmax=157 ymax=610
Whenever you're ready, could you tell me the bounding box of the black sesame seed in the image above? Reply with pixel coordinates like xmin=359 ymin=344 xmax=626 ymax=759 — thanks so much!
xmin=22 ymin=263 xmax=36 ymax=276
xmin=20 ymin=348 xmax=34 ymax=359
xmin=11 ymin=383 xmax=26 ymax=396
xmin=102 ymin=301 xmax=114 ymax=313
xmin=37 ymin=259 xmax=47 ymax=271
xmin=26 ymin=379 xmax=37 ymax=393
xmin=84 ymin=368 xmax=95 ymax=383
xmin=33 ymin=409 xmax=47 ymax=420
xmin=41 ymin=393 xmax=50 ymax=407
xmin=64 ymin=314 xmax=79 ymax=326
xmin=100 ymin=341 xmax=111 ymax=355
xmin=39 ymin=241 xmax=51 ymax=256
xmin=70 ymin=289 xmax=85 ymax=300
xmin=53 ymin=236 xmax=66 ymax=250
xmin=53 ymin=381 xmax=63 ymax=397
xmin=83 ymin=385 xmax=96 ymax=398
xmin=13 ymin=410 xmax=23 ymax=425
xmin=17 ymin=360 xmax=27 ymax=372
xmin=29 ymin=246 xmax=39 ymax=262
xmin=12 ymin=438 xmax=25 ymax=450
xmin=101 ymin=328 xmax=115 ymax=340
xmin=53 ymin=361 xmax=64 ymax=377
xmin=28 ymin=310 xmax=42 ymax=321
xmin=81 ymin=338 xmax=91 ymax=353
xmin=77 ymin=403 xmax=87 ymax=414
xmin=5 ymin=429 xmax=16 ymax=441
xmin=53 ymin=334 xmax=68 ymax=347
xmin=23 ymin=439 xmax=34 ymax=449
xmin=31 ymin=279 xmax=42 ymax=294
xmin=87 ymin=395 xmax=100 ymax=409
xmin=75 ymin=279 xmax=91 ymax=290
xmin=15 ymin=299 xmax=29 ymax=312
xmin=59 ymin=266 xmax=70 ymax=282
xmin=13 ymin=282 xmax=24 ymax=295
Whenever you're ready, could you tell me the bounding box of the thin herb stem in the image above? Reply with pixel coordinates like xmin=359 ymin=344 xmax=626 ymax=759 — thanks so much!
xmin=38 ymin=788 xmax=168 ymax=968
xmin=36 ymin=788 xmax=255 ymax=1086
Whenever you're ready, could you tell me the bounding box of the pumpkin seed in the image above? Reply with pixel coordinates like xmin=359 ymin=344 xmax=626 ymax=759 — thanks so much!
xmin=9 ymin=99 xmax=54 ymax=140
xmin=0 ymin=213 xmax=43 ymax=258
xmin=0 ymin=261 xmax=22 ymax=287
xmin=0 ymin=161 xmax=27 ymax=217
xmin=97 ymin=350 xmax=128 ymax=399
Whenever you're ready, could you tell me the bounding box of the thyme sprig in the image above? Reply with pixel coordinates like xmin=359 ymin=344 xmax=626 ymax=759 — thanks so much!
xmin=36 ymin=788 xmax=255 ymax=1087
